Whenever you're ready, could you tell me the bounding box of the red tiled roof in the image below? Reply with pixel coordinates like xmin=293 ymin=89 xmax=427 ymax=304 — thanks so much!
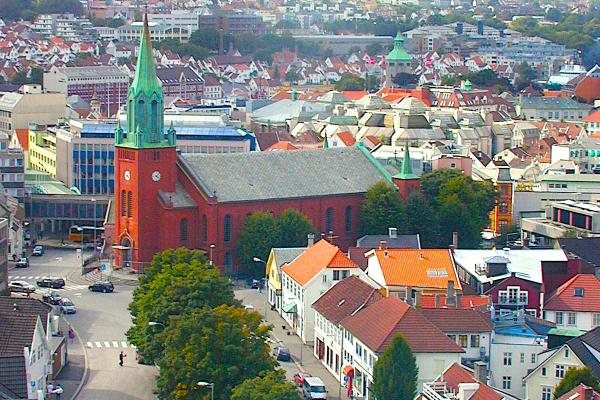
xmin=282 ymin=239 xmax=358 ymax=286
xmin=14 ymin=129 xmax=28 ymax=151
xmin=419 ymin=308 xmax=493 ymax=333
xmin=312 ymin=275 xmax=383 ymax=324
xmin=335 ymin=131 xmax=355 ymax=146
xmin=340 ymin=90 xmax=368 ymax=100
xmin=557 ymin=383 xmax=600 ymax=400
xmin=369 ymin=249 xmax=460 ymax=290
xmin=420 ymin=294 xmax=489 ymax=309
xmin=341 ymin=297 xmax=463 ymax=353
xmin=347 ymin=247 xmax=370 ymax=270
xmin=438 ymin=363 xmax=503 ymax=400
xmin=585 ymin=109 xmax=600 ymax=123
xmin=545 ymin=274 xmax=600 ymax=312
xmin=576 ymin=76 xmax=600 ymax=104
xmin=265 ymin=141 xmax=299 ymax=151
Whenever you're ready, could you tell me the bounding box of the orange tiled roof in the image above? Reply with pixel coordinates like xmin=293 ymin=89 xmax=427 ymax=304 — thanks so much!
xmin=15 ymin=129 xmax=28 ymax=151
xmin=265 ymin=141 xmax=299 ymax=151
xmin=585 ymin=109 xmax=600 ymax=123
xmin=282 ymin=239 xmax=357 ymax=285
xmin=371 ymin=249 xmax=460 ymax=290
xmin=335 ymin=131 xmax=355 ymax=146
xmin=340 ymin=90 xmax=368 ymax=100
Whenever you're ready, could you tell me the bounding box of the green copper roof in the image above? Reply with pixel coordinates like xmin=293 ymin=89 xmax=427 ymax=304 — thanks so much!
xmin=131 ymin=13 xmax=162 ymax=97
xmin=323 ymin=135 xmax=329 ymax=149
xmin=355 ymin=142 xmax=394 ymax=185
xmin=386 ymin=33 xmax=411 ymax=63
xmin=393 ymin=142 xmax=419 ymax=180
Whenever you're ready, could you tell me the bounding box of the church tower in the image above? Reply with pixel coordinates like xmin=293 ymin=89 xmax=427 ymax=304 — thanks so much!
xmin=392 ymin=142 xmax=420 ymax=200
xmin=114 ymin=14 xmax=177 ymax=271
xmin=385 ymin=33 xmax=413 ymax=88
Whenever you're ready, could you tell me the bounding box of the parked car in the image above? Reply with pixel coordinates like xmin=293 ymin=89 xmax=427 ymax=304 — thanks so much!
xmin=37 ymin=278 xmax=66 ymax=289
xmin=9 ymin=280 xmax=36 ymax=293
xmin=273 ymin=346 xmax=291 ymax=362
xmin=32 ymin=245 xmax=44 ymax=256
xmin=88 ymin=281 xmax=114 ymax=293
xmin=59 ymin=298 xmax=76 ymax=314
xmin=302 ymin=376 xmax=327 ymax=399
xmin=294 ymin=372 xmax=311 ymax=386
xmin=42 ymin=291 xmax=62 ymax=305
xmin=16 ymin=257 xmax=29 ymax=268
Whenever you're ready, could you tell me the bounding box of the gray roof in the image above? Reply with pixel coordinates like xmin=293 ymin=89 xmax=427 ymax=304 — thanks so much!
xmin=0 ymin=356 xmax=26 ymax=399
xmin=567 ymin=327 xmax=600 ymax=378
xmin=272 ymin=247 xmax=306 ymax=268
xmin=179 ymin=147 xmax=387 ymax=203
xmin=519 ymin=96 xmax=592 ymax=110
xmin=57 ymin=65 xmax=128 ymax=79
xmin=357 ymin=234 xmax=421 ymax=249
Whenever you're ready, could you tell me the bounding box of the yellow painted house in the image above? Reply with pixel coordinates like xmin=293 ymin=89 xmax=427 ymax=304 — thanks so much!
xmin=266 ymin=247 xmax=305 ymax=312
xmin=28 ymin=123 xmax=57 ymax=178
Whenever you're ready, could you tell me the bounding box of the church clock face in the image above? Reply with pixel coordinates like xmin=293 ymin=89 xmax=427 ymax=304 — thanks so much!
xmin=124 ymin=170 xmax=131 ymax=181
xmin=152 ymin=171 xmax=161 ymax=182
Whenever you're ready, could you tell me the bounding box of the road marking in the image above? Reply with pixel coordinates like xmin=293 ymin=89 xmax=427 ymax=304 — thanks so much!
xmin=112 ymin=341 xmax=119 ymax=348
xmin=95 ymin=342 xmax=102 ymax=348
xmin=87 ymin=342 xmax=93 ymax=348
xmin=103 ymin=341 xmax=110 ymax=348
xmin=121 ymin=341 xmax=128 ymax=348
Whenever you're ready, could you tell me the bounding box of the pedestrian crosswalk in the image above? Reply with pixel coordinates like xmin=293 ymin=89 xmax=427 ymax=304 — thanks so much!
xmin=86 ymin=340 xmax=137 ymax=349
xmin=8 ymin=275 xmax=89 ymax=291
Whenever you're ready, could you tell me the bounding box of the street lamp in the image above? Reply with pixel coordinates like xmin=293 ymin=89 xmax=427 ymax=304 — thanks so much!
xmin=209 ymin=244 xmax=215 ymax=267
xmin=91 ymin=198 xmax=97 ymax=256
xmin=197 ymin=381 xmax=214 ymax=400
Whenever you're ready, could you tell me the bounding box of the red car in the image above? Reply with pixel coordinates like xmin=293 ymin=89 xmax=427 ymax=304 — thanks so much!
xmin=293 ymin=372 xmax=310 ymax=386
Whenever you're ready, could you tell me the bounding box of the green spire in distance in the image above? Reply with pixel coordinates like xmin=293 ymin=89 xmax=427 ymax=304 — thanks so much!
xmin=323 ymin=135 xmax=329 ymax=149
xmin=393 ymin=142 xmax=419 ymax=180
xmin=131 ymin=13 xmax=162 ymax=97
xmin=386 ymin=32 xmax=411 ymax=63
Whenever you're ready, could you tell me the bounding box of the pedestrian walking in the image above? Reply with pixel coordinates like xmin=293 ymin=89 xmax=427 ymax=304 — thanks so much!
xmin=53 ymin=384 xmax=63 ymax=400
xmin=46 ymin=382 xmax=54 ymax=398
xmin=119 ymin=351 xmax=126 ymax=366
xmin=68 ymin=326 xmax=75 ymax=343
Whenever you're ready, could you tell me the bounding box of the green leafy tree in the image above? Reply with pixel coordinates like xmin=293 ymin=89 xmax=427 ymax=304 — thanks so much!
xmin=285 ymin=71 xmax=300 ymax=83
xmin=372 ymin=334 xmax=418 ymax=400
xmin=334 ymin=73 xmax=366 ymax=91
xmin=91 ymin=17 xmax=125 ymax=27
xmin=515 ymin=62 xmax=537 ymax=91
xmin=127 ymin=248 xmax=237 ymax=363
xmin=237 ymin=212 xmax=280 ymax=274
xmin=156 ymin=305 xmax=274 ymax=400
xmin=231 ymin=370 xmax=302 ymax=400
xmin=403 ymin=192 xmax=439 ymax=247
xmin=276 ymin=209 xmax=315 ymax=248
xmin=366 ymin=43 xmax=383 ymax=55
xmin=392 ymin=72 xmax=418 ymax=87
xmin=554 ymin=367 xmax=600 ymax=399
xmin=360 ymin=181 xmax=405 ymax=235
xmin=37 ymin=0 xmax=83 ymax=15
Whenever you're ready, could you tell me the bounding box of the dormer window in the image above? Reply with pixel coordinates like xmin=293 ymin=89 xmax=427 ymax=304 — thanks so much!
xmin=574 ymin=288 xmax=584 ymax=297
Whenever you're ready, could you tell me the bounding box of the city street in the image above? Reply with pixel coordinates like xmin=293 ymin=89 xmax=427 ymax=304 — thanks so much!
xmin=236 ymin=286 xmax=349 ymax=400
xmin=8 ymin=248 xmax=156 ymax=400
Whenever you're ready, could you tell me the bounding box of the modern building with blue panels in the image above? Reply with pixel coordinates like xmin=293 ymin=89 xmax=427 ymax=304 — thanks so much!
xmin=53 ymin=119 xmax=255 ymax=195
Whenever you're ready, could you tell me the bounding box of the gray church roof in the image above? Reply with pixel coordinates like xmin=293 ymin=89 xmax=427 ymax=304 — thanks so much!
xmin=179 ymin=147 xmax=388 ymax=203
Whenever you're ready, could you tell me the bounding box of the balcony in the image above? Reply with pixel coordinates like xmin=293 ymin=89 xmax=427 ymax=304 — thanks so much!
xmin=498 ymin=298 xmax=527 ymax=306
xmin=422 ymin=382 xmax=455 ymax=400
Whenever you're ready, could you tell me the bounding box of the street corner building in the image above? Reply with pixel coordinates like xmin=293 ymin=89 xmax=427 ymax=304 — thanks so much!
xmin=109 ymin=14 xmax=421 ymax=273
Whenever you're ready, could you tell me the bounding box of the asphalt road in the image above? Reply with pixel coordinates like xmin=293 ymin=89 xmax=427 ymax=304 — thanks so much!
xmin=9 ymin=248 xmax=157 ymax=400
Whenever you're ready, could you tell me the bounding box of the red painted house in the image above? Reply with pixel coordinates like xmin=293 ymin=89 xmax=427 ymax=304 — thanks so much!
xmin=485 ymin=274 xmax=542 ymax=317
xmin=111 ymin=17 xmax=418 ymax=273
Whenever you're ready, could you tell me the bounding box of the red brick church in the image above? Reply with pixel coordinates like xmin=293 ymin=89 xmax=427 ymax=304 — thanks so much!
xmin=111 ymin=16 xmax=420 ymax=273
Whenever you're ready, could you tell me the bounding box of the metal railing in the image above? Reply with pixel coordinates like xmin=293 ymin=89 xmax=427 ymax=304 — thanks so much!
xmin=422 ymin=383 xmax=453 ymax=400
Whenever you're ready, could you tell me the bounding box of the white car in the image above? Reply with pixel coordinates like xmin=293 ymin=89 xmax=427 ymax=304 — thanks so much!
xmin=59 ymin=298 xmax=76 ymax=314
xmin=9 ymin=280 xmax=36 ymax=293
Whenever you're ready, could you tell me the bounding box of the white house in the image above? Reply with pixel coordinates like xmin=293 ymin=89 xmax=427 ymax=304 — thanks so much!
xmin=280 ymin=239 xmax=366 ymax=343
xmin=524 ymin=328 xmax=600 ymax=400
xmin=489 ymin=314 xmax=549 ymax=398
xmin=543 ymin=274 xmax=600 ymax=332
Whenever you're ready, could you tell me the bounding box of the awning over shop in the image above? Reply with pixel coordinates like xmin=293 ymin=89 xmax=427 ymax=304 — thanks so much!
xmin=282 ymin=303 xmax=297 ymax=313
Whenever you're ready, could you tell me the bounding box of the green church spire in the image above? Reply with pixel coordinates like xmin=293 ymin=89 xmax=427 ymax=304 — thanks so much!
xmin=116 ymin=13 xmax=174 ymax=149
xmin=393 ymin=142 xmax=419 ymax=180
xmin=323 ymin=135 xmax=329 ymax=149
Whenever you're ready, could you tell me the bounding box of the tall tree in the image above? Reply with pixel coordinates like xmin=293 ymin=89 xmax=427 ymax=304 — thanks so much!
xmin=372 ymin=334 xmax=418 ymax=400
xmin=554 ymin=367 xmax=600 ymax=399
xmin=403 ymin=192 xmax=439 ymax=247
xmin=156 ymin=305 xmax=274 ymax=400
xmin=127 ymin=249 xmax=237 ymax=363
xmin=276 ymin=209 xmax=315 ymax=248
xmin=237 ymin=212 xmax=279 ymax=274
xmin=231 ymin=370 xmax=302 ymax=400
xmin=360 ymin=181 xmax=405 ymax=235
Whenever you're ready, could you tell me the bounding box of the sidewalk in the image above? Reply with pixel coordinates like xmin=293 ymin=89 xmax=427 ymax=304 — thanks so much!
xmin=236 ymin=287 xmax=349 ymax=400
xmin=54 ymin=331 xmax=86 ymax=400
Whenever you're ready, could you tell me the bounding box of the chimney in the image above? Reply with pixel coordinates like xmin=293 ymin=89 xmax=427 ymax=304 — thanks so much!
xmin=379 ymin=240 xmax=387 ymax=250
xmin=473 ymin=361 xmax=488 ymax=384
xmin=446 ymin=281 xmax=456 ymax=306
xmin=477 ymin=20 xmax=484 ymax=36
xmin=458 ymin=383 xmax=479 ymax=400
xmin=452 ymin=232 xmax=459 ymax=248
xmin=414 ymin=291 xmax=422 ymax=308
xmin=307 ymin=233 xmax=315 ymax=247
xmin=449 ymin=244 xmax=455 ymax=254
xmin=406 ymin=287 xmax=413 ymax=305
xmin=455 ymin=293 xmax=462 ymax=309
xmin=434 ymin=293 xmax=442 ymax=308
xmin=584 ymin=386 xmax=595 ymax=400
xmin=388 ymin=227 xmax=398 ymax=239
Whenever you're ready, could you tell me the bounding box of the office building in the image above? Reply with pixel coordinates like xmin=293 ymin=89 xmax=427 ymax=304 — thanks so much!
xmin=198 ymin=13 xmax=267 ymax=35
